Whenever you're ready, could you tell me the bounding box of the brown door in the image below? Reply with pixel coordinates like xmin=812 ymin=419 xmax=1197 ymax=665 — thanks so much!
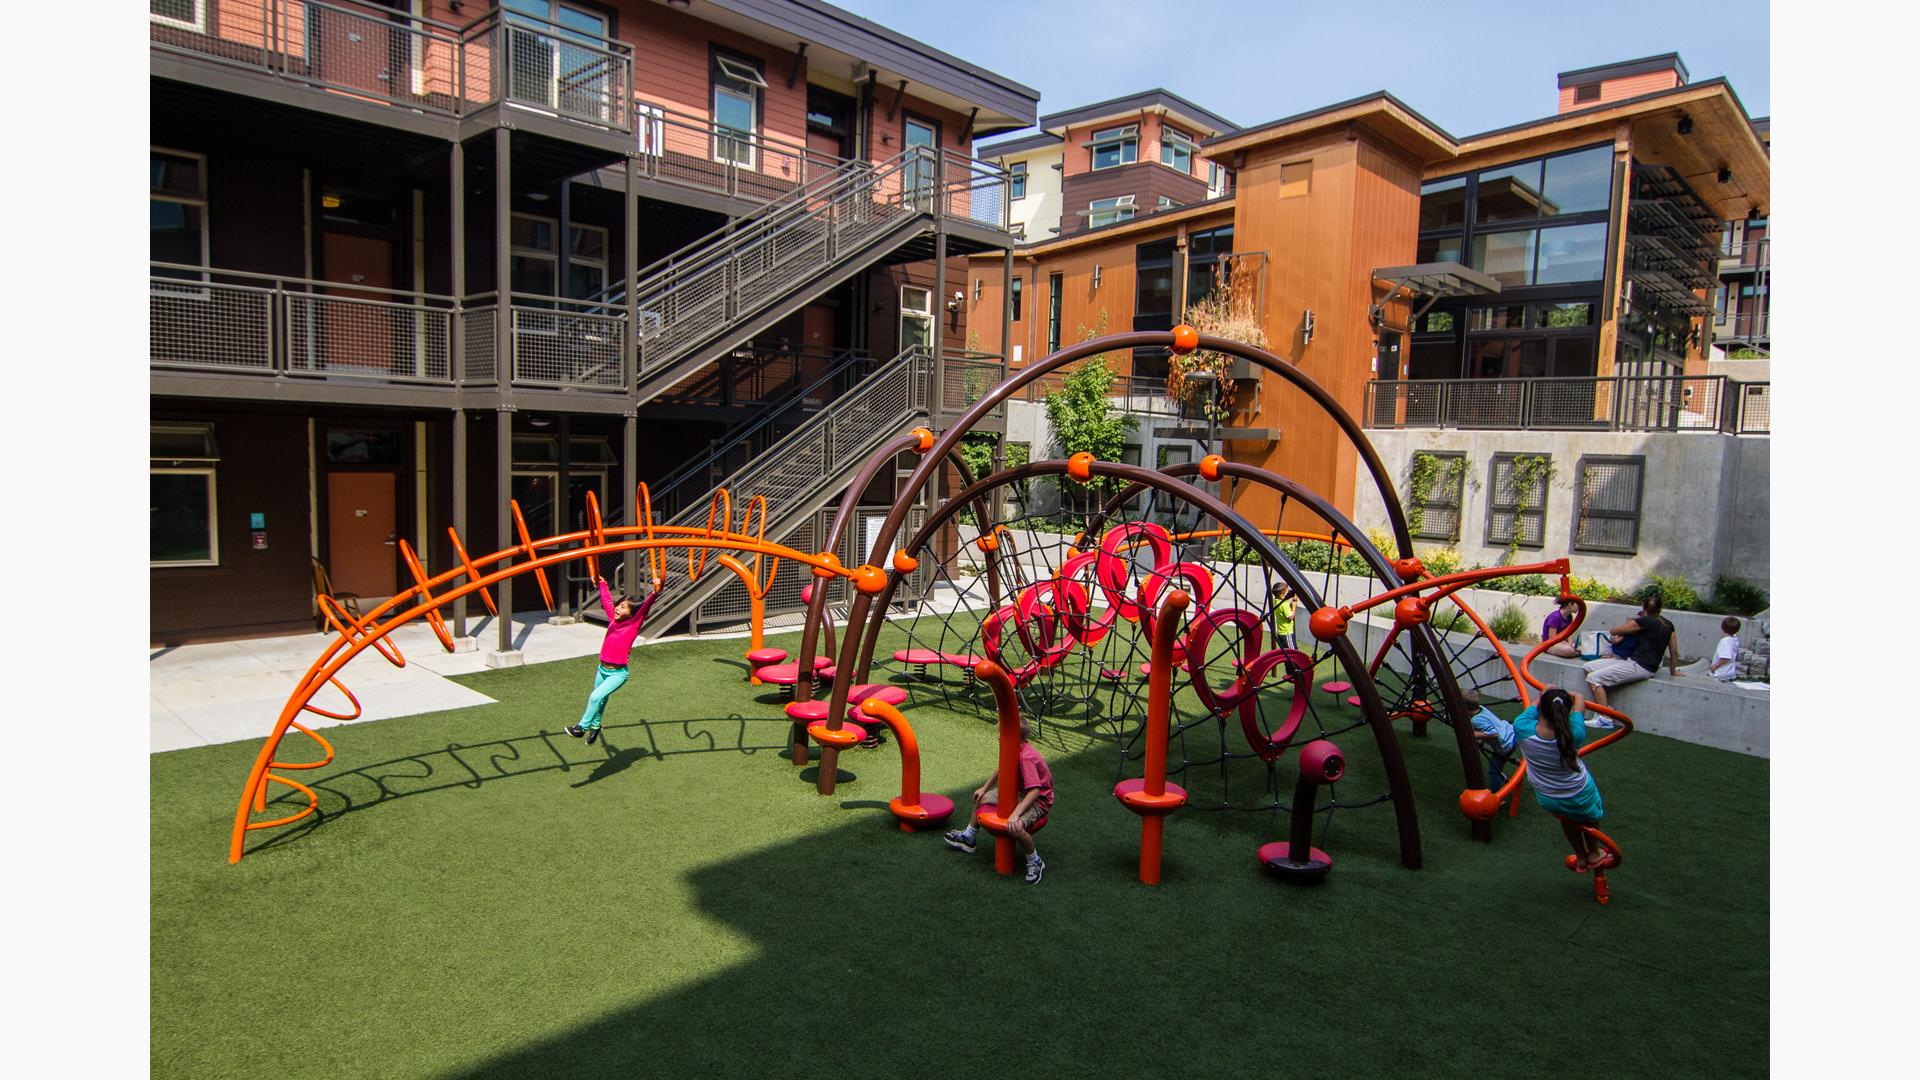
xmin=327 ymin=471 xmax=398 ymax=597
xmin=319 ymin=230 xmax=397 ymax=374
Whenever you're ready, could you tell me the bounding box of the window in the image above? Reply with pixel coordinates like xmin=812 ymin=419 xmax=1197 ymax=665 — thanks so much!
xmin=1486 ymin=453 xmax=1549 ymax=549
xmin=899 ymin=286 xmax=933 ymax=352
xmin=1419 ymin=177 xmax=1466 ymax=231
xmin=1134 ymin=238 xmax=1176 ymax=376
xmin=152 ymin=424 xmax=219 ymax=566
xmin=1090 ymin=125 xmax=1138 ymax=170
xmin=151 ymin=148 xmax=207 ymax=275
xmin=1206 ymin=162 xmax=1230 ymax=199
xmin=510 ymin=214 xmax=608 ymax=299
xmin=1573 ymin=456 xmax=1645 ymax=554
xmin=1410 ymin=451 xmax=1466 ymax=542
xmin=1009 ymin=277 xmax=1023 ymax=322
xmin=1047 ymin=272 xmax=1063 ymax=354
xmin=1427 ymin=143 xmax=1612 ymax=290
xmin=151 ymin=0 xmax=205 ymax=31
xmin=1087 ymin=195 xmax=1135 ymax=228
xmin=1574 ymin=82 xmax=1601 ymax=103
xmin=1279 ymin=160 xmax=1312 ymax=198
xmin=1010 ymin=161 xmax=1028 ymax=200
xmin=712 ymin=51 xmax=766 ymax=167
xmin=1186 ymin=223 xmax=1234 ymax=306
xmin=1161 ymin=128 xmax=1195 ymax=173
xmin=505 ymin=2 xmax=615 ymax=120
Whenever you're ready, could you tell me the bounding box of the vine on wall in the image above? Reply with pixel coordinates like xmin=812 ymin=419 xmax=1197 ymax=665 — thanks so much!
xmin=1503 ymin=453 xmax=1557 ymax=564
xmin=1406 ymin=451 xmax=1467 ymax=539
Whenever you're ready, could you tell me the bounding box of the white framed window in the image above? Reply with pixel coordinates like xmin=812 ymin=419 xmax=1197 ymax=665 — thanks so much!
xmin=900 ymin=285 xmax=934 ymax=352
xmin=1087 ymin=195 xmax=1135 ymax=228
xmin=511 ymin=215 xmax=607 ymax=300
xmin=1207 ymin=161 xmax=1229 ymax=199
xmin=150 ymin=0 xmax=206 ymax=31
xmin=1160 ymin=128 xmax=1195 ymax=173
xmin=152 ymin=424 xmax=220 ymax=567
xmin=1089 ymin=125 xmax=1138 ymax=170
xmin=713 ymin=52 xmax=767 ymax=168
xmin=1157 ymin=196 xmax=1179 ymax=210
xmin=151 ymin=147 xmax=208 ymax=276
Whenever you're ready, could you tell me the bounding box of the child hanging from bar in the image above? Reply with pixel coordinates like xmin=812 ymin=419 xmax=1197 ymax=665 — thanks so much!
xmin=1512 ymin=687 xmax=1614 ymax=872
xmin=943 ymin=716 xmax=1054 ymax=885
xmin=566 ymin=572 xmax=664 ymax=745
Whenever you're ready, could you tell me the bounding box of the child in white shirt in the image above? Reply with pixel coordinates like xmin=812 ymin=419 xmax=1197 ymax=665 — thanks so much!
xmin=1709 ymin=616 xmax=1740 ymax=682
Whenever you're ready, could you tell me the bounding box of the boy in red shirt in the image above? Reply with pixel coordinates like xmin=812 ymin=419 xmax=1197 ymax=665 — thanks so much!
xmin=944 ymin=719 xmax=1054 ymax=884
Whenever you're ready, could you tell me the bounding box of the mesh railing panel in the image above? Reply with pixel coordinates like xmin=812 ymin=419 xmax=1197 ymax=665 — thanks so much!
xmin=286 ymin=292 xmax=451 ymax=380
xmin=1445 ymin=381 xmax=1526 ymax=428
xmin=1735 ymin=383 xmax=1770 ymax=434
xmin=461 ymin=306 xmax=497 ymax=384
xmin=1528 ymin=379 xmax=1609 ymax=427
xmin=151 ymin=279 xmax=276 ymax=371
xmin=1573 ymin=458 xmax=1644 ymax=554
xmin=287 ymin=1 xmax=460 ymax=111
xmin=494 ymin=19 xmax=630 ymax=131
xmin=510 ymin=306 xmax=625 ymax=389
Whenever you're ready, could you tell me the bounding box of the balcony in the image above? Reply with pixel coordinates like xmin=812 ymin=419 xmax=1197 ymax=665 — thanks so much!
xmin=1716 ymin=235 xmax=1770 ymax=273
xmin=1362 ymin=376 xmax=1769 ymax=435
xmin=151 ymin=265 xmax=632 ymax=400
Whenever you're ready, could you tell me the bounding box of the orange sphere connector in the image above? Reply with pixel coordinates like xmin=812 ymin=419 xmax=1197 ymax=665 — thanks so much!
xmin=1067 ymin=451 xmax=1096 ymax=482
xmin=1170 ymin=323 xmax=1200 ymax=355
xmin=851 ymin=564 xmax=888 ymax=595
xmin=1392 ymin=556 xmax=1425 ymax=582
xmin=1308 ymin=606 xmax=1350 ymax=642
xmin=893 ymin=549 xmax=919 ymax=574
xmin=977 ymin=533 xmax=999 ymax=553
xmin=910 ymin=427 xmax=935 ymax=453
xmin=1198 ymin=454 xmax=1226 ymax=482
xmin=812 ymin=552 xmax=842 ymax=579
xmin=1393 ymin=596 xmax=1430 ymax=630
xmin=1459 ymin=788 xmax=1500 ymax=822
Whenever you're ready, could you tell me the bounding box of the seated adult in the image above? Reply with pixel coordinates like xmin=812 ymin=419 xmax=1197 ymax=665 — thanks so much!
xmin=1581 ymin=590 xmax=1683 ymax=712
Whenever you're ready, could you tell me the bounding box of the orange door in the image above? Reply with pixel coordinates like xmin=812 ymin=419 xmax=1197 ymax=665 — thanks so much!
xmin=320 ymin=230 xmax=396 ymax=373
xmin=327 ymin=471 xmax=398 ymax=597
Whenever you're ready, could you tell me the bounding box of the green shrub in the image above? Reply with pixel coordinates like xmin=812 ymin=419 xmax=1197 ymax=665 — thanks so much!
xmin=1418 ymin=546 xmax=1463 ymax=577
xmin=1430 ymin=607 xmax=1471 ymax=635
xmin=1710 ymin=576 xmax=1768 ymax=615
xmin=1484 ymin=573 xmax=1555 ymax=596
xmin=1638 ymin=573 xmax=1700 ymax=612
xmin=1488 ymin=603 xmax=1529 ymax=642
xmin=1568 ymin=576 xmax=1614 ymax=601
xmin=1211 ymin=535 xmax=1255 ymax=564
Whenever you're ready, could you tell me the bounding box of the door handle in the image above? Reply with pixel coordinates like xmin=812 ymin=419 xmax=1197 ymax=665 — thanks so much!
xmin=384 ymin=532 xmax=397 ymax=546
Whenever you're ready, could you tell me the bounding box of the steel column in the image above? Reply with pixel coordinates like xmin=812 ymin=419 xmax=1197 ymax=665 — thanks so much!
xmin=932 ymin=217 xmax=947 ymax=416
xmin=451 ymin=136 xmax=468 ymax=637
xmin=495 ymin=129 xmax=515 ymax=652
xmin=496 ymin=405 xmax=514 ymax=653
xmin=452 ymin=408 xmax=468 ymax=636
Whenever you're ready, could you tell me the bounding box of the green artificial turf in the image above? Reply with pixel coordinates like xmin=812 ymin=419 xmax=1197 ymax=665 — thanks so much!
xmin=152 ymin=624 xmax=1768 ymax=1080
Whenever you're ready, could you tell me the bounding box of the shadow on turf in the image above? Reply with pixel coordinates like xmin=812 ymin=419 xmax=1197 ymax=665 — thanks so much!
xmin=245 ymin=716 xmax=791 ymax=857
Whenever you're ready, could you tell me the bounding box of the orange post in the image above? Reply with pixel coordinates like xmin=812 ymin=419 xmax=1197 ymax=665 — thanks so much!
xmin=974 ymin=661 xmax=1025 ymax=876
xmin=1115 ymin=590 xmax=1191 ymax=884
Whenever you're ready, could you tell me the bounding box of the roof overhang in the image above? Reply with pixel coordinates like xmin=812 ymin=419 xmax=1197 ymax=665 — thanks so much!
xmin=1371 ymin=262 xmax=1501 ymax=327
xmin=1203 ymin=92 xmax=1456 ymax=165
xmin=690 ymin=0 xmax=1039 ymax=134
xmin=1039 ymin=89 xmax=1238 ymax=139
xmin=976 ymin=131 xmax=1064 ymax=160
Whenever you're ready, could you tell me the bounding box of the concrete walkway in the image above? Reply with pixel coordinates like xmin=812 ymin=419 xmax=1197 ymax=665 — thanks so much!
xmin=149 ymin=613 xmax=607 ymax=754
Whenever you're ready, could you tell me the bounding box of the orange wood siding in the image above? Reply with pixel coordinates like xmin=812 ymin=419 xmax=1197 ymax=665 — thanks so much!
xmin=1557 ymin=69 xmax=1684 ymax=114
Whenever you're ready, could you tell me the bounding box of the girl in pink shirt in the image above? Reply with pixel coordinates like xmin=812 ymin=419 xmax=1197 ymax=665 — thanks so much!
xmin=566 ymin=574 xmax=662 ymax=745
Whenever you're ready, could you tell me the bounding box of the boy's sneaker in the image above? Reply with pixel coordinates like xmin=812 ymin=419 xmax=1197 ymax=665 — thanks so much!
xmin=1586 ymin=716 xmax=1617 ymax=730
xmin=943 ymin=829 xmax=977 ymax=854
xmin=585 ymin=727 xmax=600 ymax=745
xmin=1025 ymin=854 xmax=1046 ymax=885
xmin=565 ymin=725 xmax=585 ymax=739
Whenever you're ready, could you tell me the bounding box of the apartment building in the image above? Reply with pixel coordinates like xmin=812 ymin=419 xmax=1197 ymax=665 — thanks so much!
xmin=149 ymin=0 xmax=1035 ymax=644
xmin=976 ymin=89 xmax=1236 ymax=242
xmin=964 ymin=54 xmax=1770 ymax=590
xmin=1713 ymin=118 xmax=1770 ymax=359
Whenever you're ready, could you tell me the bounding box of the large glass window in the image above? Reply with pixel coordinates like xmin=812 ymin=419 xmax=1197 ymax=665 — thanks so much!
xmin=1087 ymin=195 xmax=1135 ymax=228
xmin=1187 ymin=224 xmax=1234 ymax=306
xmin=511 ymin=214 xmax=608 ymax=299
xmin=1540 ymin=146 xmax=1612 ymax=216
xmin=1421 ymin=143 xmax=1612 ymax=289
xmin=1134 ymin=238 xmax=1176 ymax=376
xmin=1161 ymin=128 xmax=1194 ymax=173
xmin=152 ymin=149 xmax=207 ymax=274
xmin=712 ymin=52 xmax=767 ymax=167
xmin=1534 ymin=222 xmax=1607 ymax=284
xmin=152 ymin=424 xmax=219 ymax=566
xmin=1090 ymin=125 xmax=1138 ymax=170
xmin=1472 ymin=231 xmax=1535 ymax=288
xmin=1047 ymin=272 xmax=1063 ymax=355
xmin=1419 ymin=177 xmax=1466 ymax=230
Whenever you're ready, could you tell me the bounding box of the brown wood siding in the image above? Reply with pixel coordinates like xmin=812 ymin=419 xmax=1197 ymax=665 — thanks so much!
xmin=151 ymin=406 xmax=317 ymax=643
xmin=1060 ymin=163 xmax=1209 ymax=235
xmin=1557 ymin=69 xmax=1683 ymax=113
xmin=626 ymin=3 xmax=809 ymax=169
xmin=864 ymin=257 xmax=972 ymax=358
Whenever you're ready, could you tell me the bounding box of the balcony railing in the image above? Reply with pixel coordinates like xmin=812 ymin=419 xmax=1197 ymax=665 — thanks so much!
xmin=1362 ymin=376 xmax=1770 ymax=435
xmin=1717 ymin=235 xmax=1770 ymax=270
xmin=1714 ymin=311 xmax=1770 ymax=341
xmin=152 ymin=264 xmax=454 ymax=383
xmin=453 ymin=293 xmax=627 ymax=393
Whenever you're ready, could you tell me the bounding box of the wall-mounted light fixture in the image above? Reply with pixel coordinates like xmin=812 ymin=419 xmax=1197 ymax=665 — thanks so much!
xmin=1092 ymin=265 xmax=1103 ymax=289
xmin=1302 ymin=309 xmax=1315 ymax=345
xmin=1677 ymin=114 xmax=1693 ymax=135
xmin=947 ymin=291 xmax=964 ymax=312
xmin=973 ymin=279 xmax=982 ymax=301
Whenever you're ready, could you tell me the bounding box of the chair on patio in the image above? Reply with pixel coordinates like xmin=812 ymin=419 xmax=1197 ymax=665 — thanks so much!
xmin=312 ymin=557 xmax=365 ymax=633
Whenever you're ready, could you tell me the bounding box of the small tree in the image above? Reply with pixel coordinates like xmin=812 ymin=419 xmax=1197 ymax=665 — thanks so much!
xmin=1045 ymin=354 xmax=1136 ymax=516
xmin=1168 ymin=262 xmax=1266 ymax=424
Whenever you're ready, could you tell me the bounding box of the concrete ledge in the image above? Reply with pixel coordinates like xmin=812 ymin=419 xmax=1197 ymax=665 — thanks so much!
xmin=484 ymin=650 xmax=526 ymax=669
xmin=449 ymin=636 xmax=480 ymax=654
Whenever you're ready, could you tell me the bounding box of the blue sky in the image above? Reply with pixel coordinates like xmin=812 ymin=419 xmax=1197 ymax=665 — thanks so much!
xmin=836 ymin=0 xmax=1770 ymax=139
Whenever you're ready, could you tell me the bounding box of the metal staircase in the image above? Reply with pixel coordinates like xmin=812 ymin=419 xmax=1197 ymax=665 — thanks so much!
xmin=628 ymin=345 xmax=932 ymax=637
xmin=588 ymin=145 xmax=1004 ymax=409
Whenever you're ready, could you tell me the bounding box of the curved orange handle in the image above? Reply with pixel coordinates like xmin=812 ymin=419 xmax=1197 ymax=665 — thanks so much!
xmin=636 ymin=482 xmax=665 ymax=585
xmin=318 ymin=594 xmax=405 ymax=669
xmin=584 ymin=489 xmax=605 ymax=582
xmin=510 ymin=500 xmax=556 ymax=610
xmin=694 ymin=488 xmax=732 ymax=583
xmin=447 ymin=527 xmax=497 ymax=616
xmin=398 ymin=539 xmax=456 ymax=653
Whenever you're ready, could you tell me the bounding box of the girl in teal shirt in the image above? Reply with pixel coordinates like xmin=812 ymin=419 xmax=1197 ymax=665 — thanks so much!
xmin=1512 ymin=688 xmax=1613 ymax=871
